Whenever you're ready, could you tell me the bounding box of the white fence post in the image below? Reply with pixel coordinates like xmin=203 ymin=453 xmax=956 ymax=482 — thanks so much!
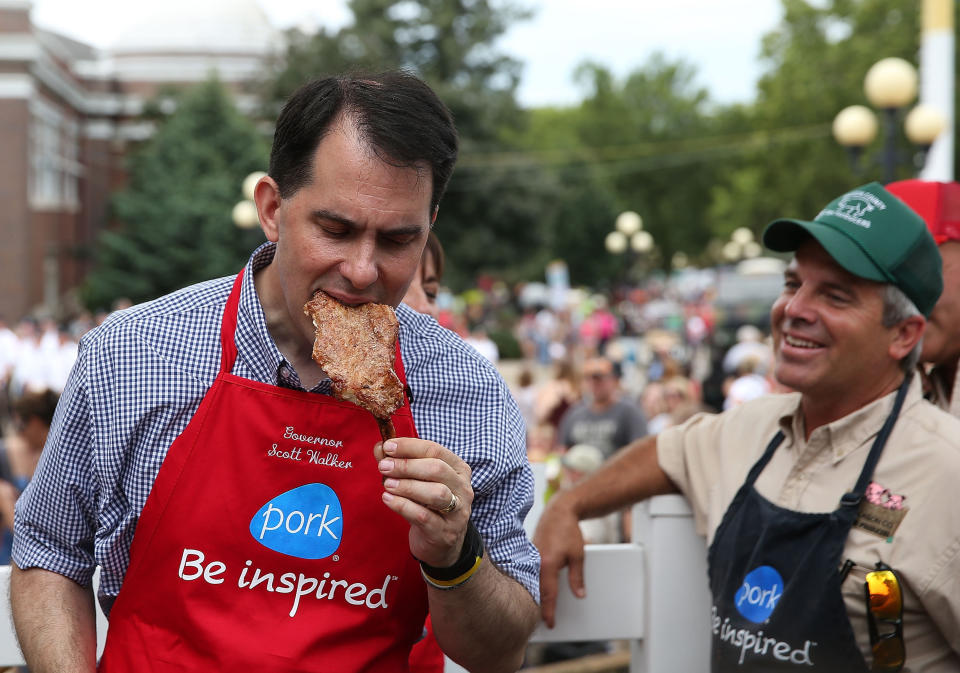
xmin=630 ymin=495 xmax=711 ymax=673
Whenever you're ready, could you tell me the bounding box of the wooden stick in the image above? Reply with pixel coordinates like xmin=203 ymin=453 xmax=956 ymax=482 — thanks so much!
xmin=377 ymin=417 xmax=396 ymax=442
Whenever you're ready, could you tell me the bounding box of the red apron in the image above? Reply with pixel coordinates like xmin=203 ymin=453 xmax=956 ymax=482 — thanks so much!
xmin=99 ymin=270 xmax=428 ymax=672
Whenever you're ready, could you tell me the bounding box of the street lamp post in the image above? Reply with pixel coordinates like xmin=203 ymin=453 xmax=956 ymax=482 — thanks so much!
xmin=833 ymin=57 xmax=945 ymax=183
xmin=605 ymin=211 xmax=654 ymax=285
xmin=721 ymin=227 xmax=762 ymax=264
xmin=232 ymin=171 xmax=266 ymax=230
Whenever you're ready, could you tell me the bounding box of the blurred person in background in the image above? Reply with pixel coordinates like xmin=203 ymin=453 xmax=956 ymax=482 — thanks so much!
xmin=0 ymin=389 xmax=59 ymax=564
xmin=556 ymin=356 xmax=647 ymax=461
xmin=0 ymin=316 xmax=16 ymax=430
xmin=578 ymin=297 xmax=618 ymax=357
xmin=403 ymin=231 xmax=444 ymax=319
xmin=721 ymin=324 xmax=773 ymax=378
xmin=533 ymin=305 xmax=557 ymax=365
xmin=8 ymin=320 xmax=45 ymax=399
xmin=536 ymin=183 xmax=960 ymax=670
xmin=45 ymin=327 xmax=79 ymax=394
xmin=513 ymin=367 xmax=539 ymax=437
xmin=0 ymin=316 xmax=17 ymax=381
xmin=723 ymin=355 xmax=772 ymax=410
xmin=647 ymin=375 xmax=704 ymax=434
xmin=887 ymin=180 xmax=960 ymax=418
xmin=639 ymin=381 xmax=669 ymax=435
xmin=535 ymin=359 xmax=580 ymax=435
xmin=560 ymin=444 xmax=619 ymax=545
xmin=464 ymin=327 xmax=499 ymax=363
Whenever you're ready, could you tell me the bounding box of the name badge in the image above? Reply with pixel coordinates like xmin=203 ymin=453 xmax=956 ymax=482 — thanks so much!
xmin=853 ymin=501 xmax=907 ymax=540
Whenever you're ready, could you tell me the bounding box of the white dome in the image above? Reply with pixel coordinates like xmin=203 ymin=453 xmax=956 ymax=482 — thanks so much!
xmin=109 ymin=0 xmax=281 ymax=55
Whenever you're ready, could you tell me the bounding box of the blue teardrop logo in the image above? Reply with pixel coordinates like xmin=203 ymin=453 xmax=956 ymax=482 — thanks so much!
xmin=250 ymin=483 xmax=343 ymax=559
xmin=734 ymin=565 xmax=784 ymax=623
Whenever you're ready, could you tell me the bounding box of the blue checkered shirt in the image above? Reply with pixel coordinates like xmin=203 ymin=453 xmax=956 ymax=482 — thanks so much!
xmin=13 ymin=243 xmax=539 ymax=609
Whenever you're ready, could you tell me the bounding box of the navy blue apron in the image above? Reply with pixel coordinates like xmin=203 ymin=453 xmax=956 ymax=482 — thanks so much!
xmin=707 ymin=377 xmax=910 ymax=671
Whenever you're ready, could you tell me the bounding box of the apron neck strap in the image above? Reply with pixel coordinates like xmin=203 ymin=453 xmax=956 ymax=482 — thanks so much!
xmin=841 ymin=374 xmax=912 ymax=508
xmin=743 ymin=430 xmax=786 ymax=489
xmin=219 ymin=269 xmax=245 ymax=375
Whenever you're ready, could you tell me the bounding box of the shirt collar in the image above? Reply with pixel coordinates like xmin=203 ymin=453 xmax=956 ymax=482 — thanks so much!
xmin=235 ymin=242 xmax=331 ymax=393
xmin=234 ymin=243 xmax=284 ymax=384
xmin=776 ymin=375 xmax=925 ymax=464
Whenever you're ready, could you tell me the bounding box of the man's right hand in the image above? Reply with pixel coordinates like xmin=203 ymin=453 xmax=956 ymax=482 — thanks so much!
xmin=532 ymin=494 xmax=586 ymax=628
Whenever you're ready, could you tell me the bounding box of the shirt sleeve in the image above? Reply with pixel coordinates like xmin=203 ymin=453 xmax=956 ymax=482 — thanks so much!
xmin=403 ymin=319 xmax=540 ymax=602
xmin=444 ymin=371 xmax=540 ymax=602
xmin=656 ymin=410 xmax=728 ymax=537
xmin=12 ymin=336 xmax=98 ymax=584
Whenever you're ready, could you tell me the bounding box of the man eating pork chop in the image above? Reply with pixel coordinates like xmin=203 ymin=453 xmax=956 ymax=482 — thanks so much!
xmin=10 ymin=71 xmax=539 ymax=673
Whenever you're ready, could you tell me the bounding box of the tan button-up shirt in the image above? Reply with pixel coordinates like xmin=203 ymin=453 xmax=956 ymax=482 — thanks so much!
xmin=658 ymin=376 xmax=960 ymax=671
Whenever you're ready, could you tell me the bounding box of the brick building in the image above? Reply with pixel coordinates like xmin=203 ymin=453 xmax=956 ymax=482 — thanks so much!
xmin=0 ymin=0 xmax=281 ymax=320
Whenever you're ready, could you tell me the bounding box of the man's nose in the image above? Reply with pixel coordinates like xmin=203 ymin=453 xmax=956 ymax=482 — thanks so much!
xmin=339 ymin=241 xmax=378 ymax=289
xmin=782 ymin=286 xmax=815 ymax=322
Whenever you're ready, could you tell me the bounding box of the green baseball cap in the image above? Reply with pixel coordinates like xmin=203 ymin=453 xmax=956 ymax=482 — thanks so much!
xmin=762 ymin=182 xmax=943 ymax=316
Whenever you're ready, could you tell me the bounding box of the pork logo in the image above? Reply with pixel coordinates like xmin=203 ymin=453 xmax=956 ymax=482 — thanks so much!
xmin=734 ymin=565 xmax=783 ymax=623
xmin=250 ymin=483 xmax=343 ymax=559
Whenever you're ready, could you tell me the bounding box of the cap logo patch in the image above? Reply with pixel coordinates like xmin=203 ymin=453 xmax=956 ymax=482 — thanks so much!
xmin=817 ymin=190 xmax=887 ymax=229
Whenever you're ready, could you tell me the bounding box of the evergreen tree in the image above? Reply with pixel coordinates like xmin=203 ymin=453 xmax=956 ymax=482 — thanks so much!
xmin=83 ymin=78 xmax=269 ymax=309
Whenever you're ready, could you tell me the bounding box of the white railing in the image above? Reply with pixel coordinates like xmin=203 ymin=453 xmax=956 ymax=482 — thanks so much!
xmin=0 ymin=489 xmax=711 ymax=672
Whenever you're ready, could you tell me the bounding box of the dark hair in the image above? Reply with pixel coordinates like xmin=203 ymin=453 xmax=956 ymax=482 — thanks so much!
xmin=269 ymin=71 xmax=459 ymax=212
xmin=423 ymin=231 xmax=446 ymax=281
xmin=13 ymin=389 xmax=59 ymax=427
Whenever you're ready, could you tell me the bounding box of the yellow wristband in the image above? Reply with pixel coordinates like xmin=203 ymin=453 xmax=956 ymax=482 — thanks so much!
xmin=421 ymin=555 xmax=483 ymax=590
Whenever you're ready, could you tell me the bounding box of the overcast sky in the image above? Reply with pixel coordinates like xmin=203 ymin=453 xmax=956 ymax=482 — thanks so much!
xmin=29 ymin=0 xmax=783 ymax=108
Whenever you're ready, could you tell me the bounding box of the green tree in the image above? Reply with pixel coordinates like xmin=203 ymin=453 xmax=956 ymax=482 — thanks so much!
xmin=708 ymin=0 xmax=929 ymax=238
xmin=470 ymin=54 xmax=729 ymax=286
xmin=260 ymin=0 xmax=592 ymax=290
xmin=264 ymin=0 xmax=531 ymax=144
xmin=83 ymin=78 xmax=269 ymax=309
xmin=544 ymin=56 xmax=725 ymax=275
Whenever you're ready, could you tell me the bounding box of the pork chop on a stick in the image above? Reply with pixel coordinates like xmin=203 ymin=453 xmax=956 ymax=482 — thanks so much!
xmin=304 ymin=291 xmax=405 ymax=440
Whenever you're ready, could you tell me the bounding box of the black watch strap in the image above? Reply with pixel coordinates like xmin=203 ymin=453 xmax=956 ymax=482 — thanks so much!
xmin=419 ymin=519 xmax=485 ymax=588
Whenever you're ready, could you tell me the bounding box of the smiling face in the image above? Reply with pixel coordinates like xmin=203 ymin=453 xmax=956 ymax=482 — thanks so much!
xmin=256 ymin=117 xmax=435 ymax=350
xmin=921 ymin=241 xmax=960 ymax=366
xmin=770 ymin=239 xmax=916 ymax=415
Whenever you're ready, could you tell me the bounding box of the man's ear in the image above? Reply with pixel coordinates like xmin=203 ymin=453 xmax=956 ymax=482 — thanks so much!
xmin=430 ymin=205 xmax=439 ymax=226
xmin=255 ymin=176 xmax=283 ymax=243
xmin=889 ymin=314 xmax=926 ymax=361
